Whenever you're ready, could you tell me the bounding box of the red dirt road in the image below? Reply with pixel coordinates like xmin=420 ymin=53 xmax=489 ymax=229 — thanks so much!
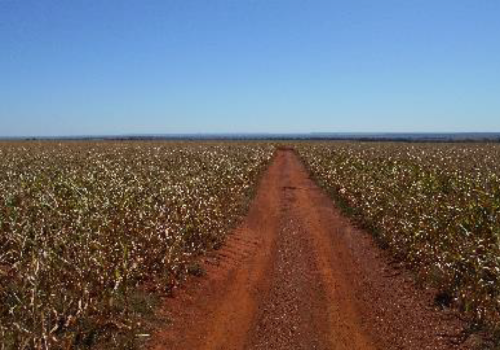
xmin=148 ymin=149 xmax=472 ymax=350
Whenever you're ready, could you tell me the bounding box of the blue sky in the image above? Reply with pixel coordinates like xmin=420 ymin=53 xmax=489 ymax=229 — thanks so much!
xmin=1 ymin=0 xmax=499 ymax=136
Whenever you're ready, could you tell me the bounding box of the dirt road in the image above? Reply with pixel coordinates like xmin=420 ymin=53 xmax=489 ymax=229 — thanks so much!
xmin=149 ymin=149 xmax=471 ymax=350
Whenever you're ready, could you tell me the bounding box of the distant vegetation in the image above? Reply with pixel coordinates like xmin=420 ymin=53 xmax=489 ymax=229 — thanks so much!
xmin=3 ymin=132 xmax=500 ymax=142
xmin=0 ymin=142 xmax=274 ymax=349
xmin=298 ymin=142 xmax=500 ymax=333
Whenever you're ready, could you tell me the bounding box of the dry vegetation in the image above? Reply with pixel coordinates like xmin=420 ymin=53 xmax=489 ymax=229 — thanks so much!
xmin=0 ymin=141 xmax=274 ymax=349
xmin=3 ymin=140 xmax=500 ymax=348
xmin=298 ymin=142 xmax=500 ymax=334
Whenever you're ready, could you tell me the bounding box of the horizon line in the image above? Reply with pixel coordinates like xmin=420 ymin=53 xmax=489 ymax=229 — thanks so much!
xmin=2 ymin=131 xmax=500 ymax=141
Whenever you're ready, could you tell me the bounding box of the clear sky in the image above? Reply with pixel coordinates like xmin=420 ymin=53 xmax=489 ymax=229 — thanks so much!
xmin=1 ymin=0 xmax=499 ymax=137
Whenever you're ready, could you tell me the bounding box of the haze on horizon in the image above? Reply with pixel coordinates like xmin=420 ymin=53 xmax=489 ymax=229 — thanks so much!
xmin=1 ymin=0 xmax=499 ymax=137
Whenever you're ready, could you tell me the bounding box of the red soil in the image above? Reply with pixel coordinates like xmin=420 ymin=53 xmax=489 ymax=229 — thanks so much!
xmin=147 ymin=149 xmax=473 ymax=350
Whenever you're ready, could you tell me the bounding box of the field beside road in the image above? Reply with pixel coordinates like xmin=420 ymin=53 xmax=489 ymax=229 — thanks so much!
xmin=297 ymin=142 xmax=500 ymax=330
xmin=1 ymin=141 xmax=499 ymax=349
xmin=0 ymin=141 xmax=274 ymax=349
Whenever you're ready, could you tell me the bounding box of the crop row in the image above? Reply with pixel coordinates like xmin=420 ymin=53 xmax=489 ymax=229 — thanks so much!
xmin=0 ymin=142 xmax=275 ymax=349
xmin=297 ymin=142 xmax=500 ymax=329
